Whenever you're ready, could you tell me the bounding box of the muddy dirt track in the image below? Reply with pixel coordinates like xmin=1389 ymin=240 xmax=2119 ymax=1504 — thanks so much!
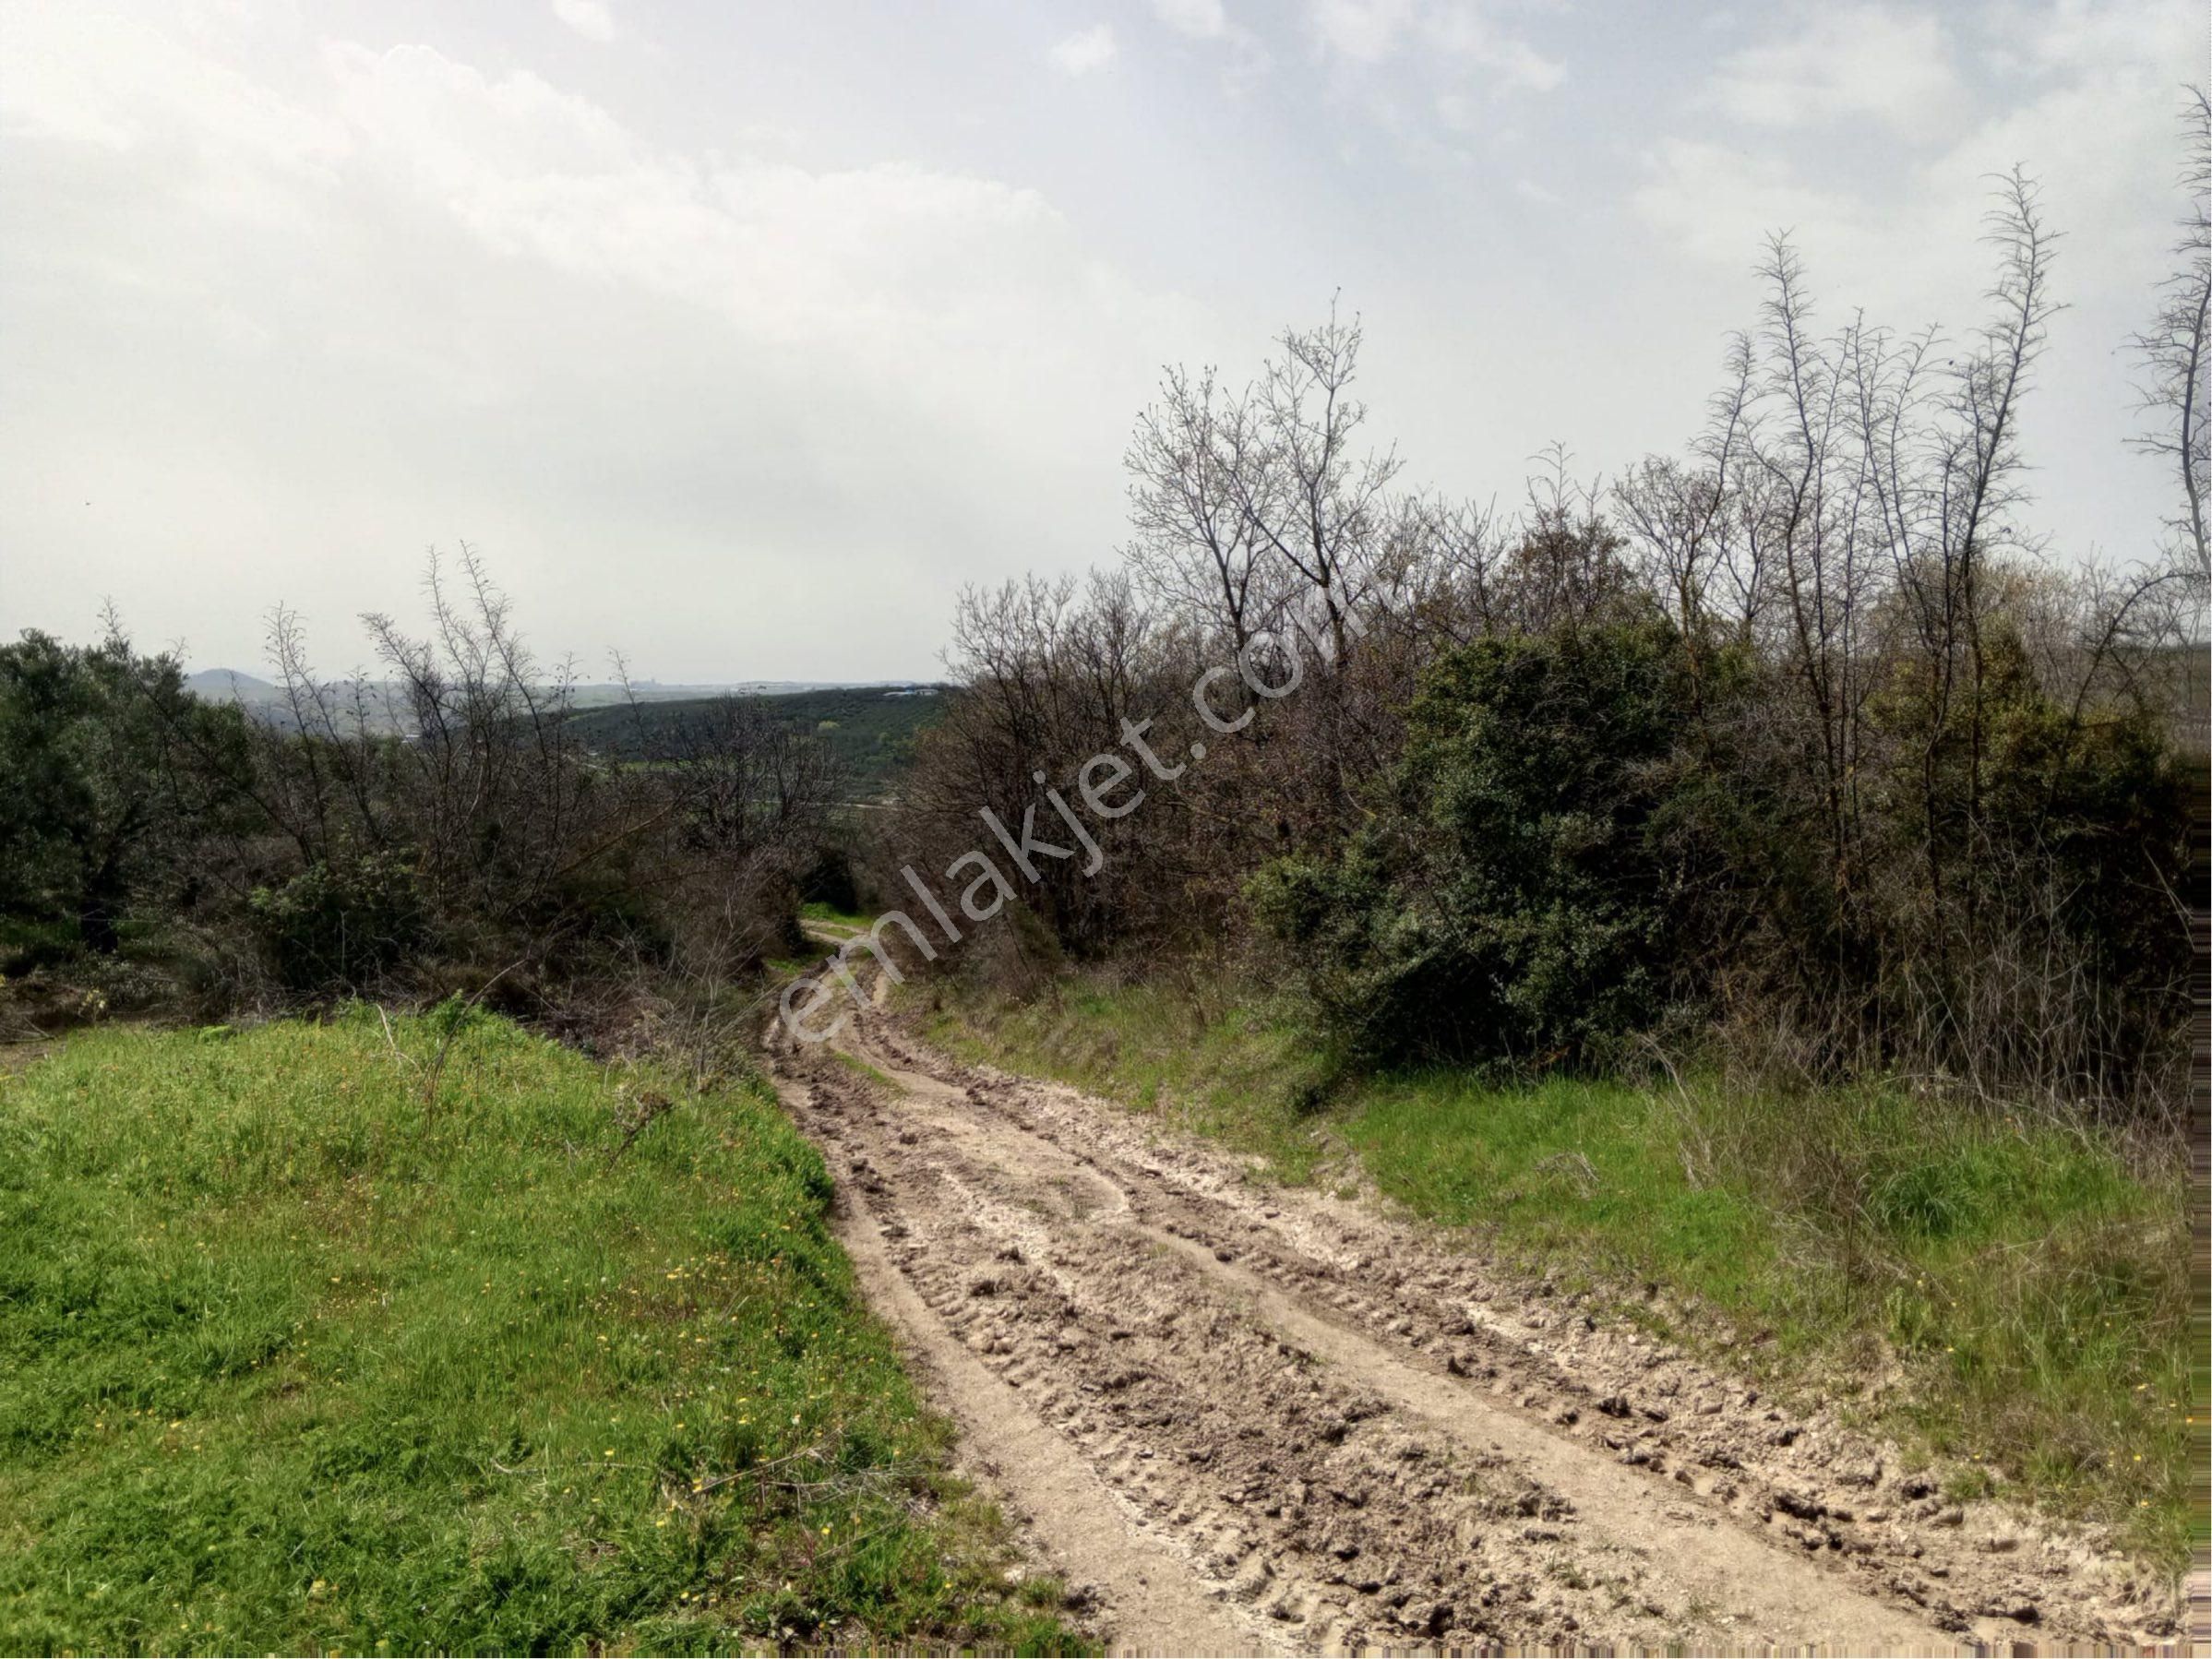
xmin=766 ymin=954 xmax=2187 ymax=1656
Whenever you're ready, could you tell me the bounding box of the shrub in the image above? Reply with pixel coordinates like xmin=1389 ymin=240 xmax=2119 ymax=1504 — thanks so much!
xmin=0 ymin=630 xmax=251 ymax=954
xmin=247 ymin=853 xmax=429 ymax=992
xmin=1252 ymin=616 xmax=1707 ymax=1067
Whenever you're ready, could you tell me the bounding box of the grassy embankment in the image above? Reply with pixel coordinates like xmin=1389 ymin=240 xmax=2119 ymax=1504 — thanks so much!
xmin=0 ymin=1009 xmax=1086 ymax=1655
xmin=915 ymin=973 xmax=2202 ymax=1571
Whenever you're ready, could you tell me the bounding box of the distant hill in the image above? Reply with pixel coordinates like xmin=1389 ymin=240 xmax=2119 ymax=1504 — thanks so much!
xmin=185 ymin=670 xmax=915 ymax=709
xmin=566 ymin=684 xmax=950 ymax=802
xmin=185 ymin=668 xmax=281 ymax=701
xmin=568 ymin=679 xmax=913 ymax=708
xmin=184 ymin=670 xmax=950 ymax=798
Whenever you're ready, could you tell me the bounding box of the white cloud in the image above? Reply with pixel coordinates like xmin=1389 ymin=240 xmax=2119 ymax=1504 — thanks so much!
xmin=1633 ymin=139 xmax=1861 ymax=269
xmin=1424 ymin=3 xmax=1562 ymax=93
xmin=1151 ymin=0 xmax=1270 ymax=90
xmin=1986 ymin=0 xmax=2191 ymax=77
xmin=1309 ymin=0 xmax=1560 ymax=91
xmin=1047 ymin=24 xmax=1118 ymax=76
xmin=1649 ymin=0 xmax=2193 ymax=316
xmin=0 ymin=0 xmax=2186 ymax=677
xmin=317 ymin=42 xmax=1166 ymax=376
xmin=0 ymin=4 xmax=345 ymax=165
xmin=1704 ymin=5 xmax=1958 ymax=138
xmin=0 ymin=12 xmax=1208 ymax=677
xmin=1634 ymin=0 xmax=2194 ymax=571
xmin=1309 ymin=0 xmax=1415 ymax=63
xmin=550 ymin=0 xmax=617 ymax=44
xmin=1152 ymin=0 xmax=1229 ymax=38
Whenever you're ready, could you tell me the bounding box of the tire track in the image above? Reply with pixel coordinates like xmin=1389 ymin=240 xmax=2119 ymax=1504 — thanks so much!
xmin=766 ymin=959 xmax=2185 ymax=1654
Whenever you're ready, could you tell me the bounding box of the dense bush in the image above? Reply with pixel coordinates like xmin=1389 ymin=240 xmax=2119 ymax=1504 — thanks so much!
xmin=1838 ymin=625 xmax=2195 ymax=1101
xmin=1250 ymin=617 xmax=1713 ymax=1066
xmin=796 ymin=841 xmax=864 ymax=913
xmin=1247 ymin=610 xmax=2193 ymax=1087
xmin=247 ymin=853 xmax=430 ymax=992
xmin=0 ymin=630 xmax=251 ymax=959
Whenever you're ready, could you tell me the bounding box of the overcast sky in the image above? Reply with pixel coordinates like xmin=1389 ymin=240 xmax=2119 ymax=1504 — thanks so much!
xmin=1 ymin=1 xmax=2202 ymax=682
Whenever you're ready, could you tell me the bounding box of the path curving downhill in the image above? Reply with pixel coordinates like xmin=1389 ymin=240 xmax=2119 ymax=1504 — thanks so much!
xmin=766 ymin=942 xmax=2184 ymax=1656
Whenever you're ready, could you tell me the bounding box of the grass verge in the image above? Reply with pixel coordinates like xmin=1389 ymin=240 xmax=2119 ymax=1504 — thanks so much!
xmin=0 ymin=1008 xmax=1088 ymax=1655
xmin=915 ymin=972 xmax=2202 ymax=1572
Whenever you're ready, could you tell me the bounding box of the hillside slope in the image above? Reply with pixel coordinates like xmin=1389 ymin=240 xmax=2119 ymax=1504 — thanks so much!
xmin=0 ymin=1011 xmax=1082 ymax=1654
xmin=568 ymin=685 xmax=949 ymax=801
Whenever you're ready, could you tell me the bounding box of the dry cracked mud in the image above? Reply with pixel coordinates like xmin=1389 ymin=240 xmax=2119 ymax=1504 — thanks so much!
xmin=765 ymin=955 xmax=2189 ymax=1656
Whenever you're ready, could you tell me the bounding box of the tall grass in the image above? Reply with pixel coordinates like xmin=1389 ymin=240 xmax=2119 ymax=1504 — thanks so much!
xmin=0 ymin=1010 xmax=1085 ymax=1655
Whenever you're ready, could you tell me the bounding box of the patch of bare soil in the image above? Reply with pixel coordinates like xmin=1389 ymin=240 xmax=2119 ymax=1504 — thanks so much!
xmin=765 ymin=965 xmax=2187 ymax=1656
xmin=0 ymin=1038 xmax=57 ymax=1076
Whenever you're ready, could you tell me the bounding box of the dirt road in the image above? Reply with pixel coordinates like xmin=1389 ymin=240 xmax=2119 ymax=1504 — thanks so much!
xmin=766 ymin=957 xmax=2183 ymax=1655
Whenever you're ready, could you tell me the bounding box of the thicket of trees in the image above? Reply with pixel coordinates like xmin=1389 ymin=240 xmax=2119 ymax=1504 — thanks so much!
xmin=5 ymin=113 xmax=2201 ymax=1120
xmin=889 ymin=146 xmax=2207 ymax=1120
xmin=0 ymin=552 xmax=843 ymax=1018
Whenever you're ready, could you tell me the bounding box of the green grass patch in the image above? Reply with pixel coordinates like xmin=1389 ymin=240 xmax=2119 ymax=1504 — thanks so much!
xmin=917 ymin=978 xmax=1333 ymax=1183
xmin=798 ymin=902 xmax=873 ymax=932
xmin=0 ymin=1009 xmax=1088 ymax=1655
xmin=832 ymin=1051 xmax=896 ymax=1091
xmin=920 ymin=973 xmax=2200 ymax=1570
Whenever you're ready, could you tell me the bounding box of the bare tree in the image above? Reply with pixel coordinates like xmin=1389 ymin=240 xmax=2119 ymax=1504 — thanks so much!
xmin=1225 ymin=304 xmax=1404 ymax=664
xmin=1731 ymin=235 xmax=1874 ymax=929
xmin=1124 ymin=366 xmax=1282 ymax=653
xmin=1943 ymin=171 xmax=2064 ymax=940
xmin=1386 ymin=491 xmax=1508 ymax=648
xmin=1618 ymin=330 xmax=1753 ymax=654
xmin=2128 ymin=86 xmax=2212 ymax=585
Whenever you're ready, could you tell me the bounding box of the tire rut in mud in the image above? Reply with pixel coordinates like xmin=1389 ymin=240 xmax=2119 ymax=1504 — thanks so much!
xmin=768 ymin=992 xmax=2183 ymax=1656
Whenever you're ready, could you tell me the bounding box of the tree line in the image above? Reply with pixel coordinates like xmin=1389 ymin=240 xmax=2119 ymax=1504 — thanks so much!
xmin=883 ymin=137 xmax=2207 ymax=1122
xmin=0 ymin=550 xmax=845 ymax=1022
xmin=4 ymin=109 xmax=2201 ymax=1116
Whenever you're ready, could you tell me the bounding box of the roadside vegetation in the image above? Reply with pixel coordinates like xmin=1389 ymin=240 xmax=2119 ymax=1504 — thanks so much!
xmin=0 ymin=1010 xmax=1086 ymax=1655
xmin=915 ymin=971 xmax=2197 ymax=1569
xmin=0 ymin=549 xmax=854 ymax=1041
xmin=885 ymin=165 xmax=2205 ymax=1130
xmin=799 ymin=900 xmax=875 ymax=932
xmin=863 ymin=115 xmax=2212 ymax=1581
